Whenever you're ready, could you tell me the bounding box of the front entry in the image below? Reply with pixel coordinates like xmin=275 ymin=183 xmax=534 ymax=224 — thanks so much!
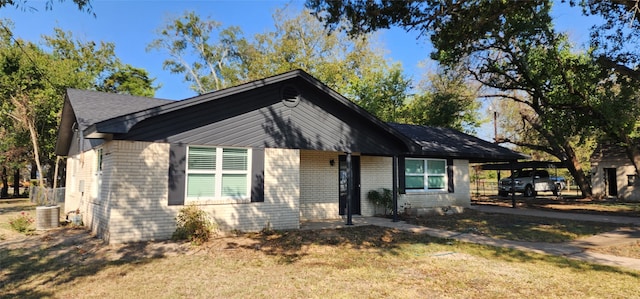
xmin=605 ymin=168 xmax=618 ymax=197
xmin=339 ymin=155 xmax=361 ymax=215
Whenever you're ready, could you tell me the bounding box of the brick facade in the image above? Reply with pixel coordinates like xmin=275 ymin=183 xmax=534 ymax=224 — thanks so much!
xmin=399 ymin=159 xmax=471 ymax=209
xmin=65 ymin=141 xmax=471 ymax=243
xmin=299 ymin=150 xmax=340 ymax=220
xmin=65 ymin=141 xmax=303 ymax=243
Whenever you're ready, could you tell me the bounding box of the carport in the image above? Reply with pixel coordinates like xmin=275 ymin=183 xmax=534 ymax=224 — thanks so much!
xmin=477 ymin=161 xmax=567 ymax=207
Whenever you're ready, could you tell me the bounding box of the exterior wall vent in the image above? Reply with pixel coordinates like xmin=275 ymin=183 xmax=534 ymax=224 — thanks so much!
xmin=281 ymin=85 xmax=301 ymax=108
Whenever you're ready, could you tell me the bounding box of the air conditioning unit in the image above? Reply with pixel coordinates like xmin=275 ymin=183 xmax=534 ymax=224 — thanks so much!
xmin=36 ymin=206 xmax=60 ymax=230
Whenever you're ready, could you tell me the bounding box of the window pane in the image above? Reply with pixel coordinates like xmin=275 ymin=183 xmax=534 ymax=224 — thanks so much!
xmin=405 ymin=159 xmax=424 ymax=174
xmin=427 ymin=160 xmax=446 ymax=174
xmin=223 ymin=148 xmax=248 ymax=170
xmin=222 ymin=174 xmax=247 ymax=196
xmin=428 ymin=176 xmax=445 ymax=189
xmin=188 ymin=147 xmax=216 ymax=170
xmin=187 ymin=174 xmax=215 ymax=197
xmin=405 ymin=176 xmax=424 ymax=189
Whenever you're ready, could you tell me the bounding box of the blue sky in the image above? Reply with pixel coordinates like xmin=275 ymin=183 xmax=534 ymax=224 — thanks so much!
xmin=2 ymin=0 xmax=433 ymax=100
xmin=2 ymin=0 xmax=597 ymax=141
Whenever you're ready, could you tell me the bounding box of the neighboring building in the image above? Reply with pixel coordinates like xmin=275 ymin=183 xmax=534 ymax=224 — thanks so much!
xmin=55 ymin=70 xmax=526 ymax=243
xmin=591 ymin=144 xmax=640 ymax=201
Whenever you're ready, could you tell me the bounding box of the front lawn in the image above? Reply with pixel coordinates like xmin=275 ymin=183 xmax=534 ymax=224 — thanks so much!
xmin=1 ymin=226 xmax=639 ymax=298
xmin=406 ymin=209 xmax=624 ymax=243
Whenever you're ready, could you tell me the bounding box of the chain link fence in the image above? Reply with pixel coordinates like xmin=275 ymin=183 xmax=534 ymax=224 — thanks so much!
xmin=29 ymin=186 xmax=65 ymax=209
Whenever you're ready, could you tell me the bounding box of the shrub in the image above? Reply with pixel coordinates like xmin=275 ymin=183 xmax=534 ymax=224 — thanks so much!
xmin=172 ymin=204 xmax=217 ymax=245
xmin=9 ymin=211 xmax=34 ymax=233
xmin=367 ymin=188 xmax=393 ymax=215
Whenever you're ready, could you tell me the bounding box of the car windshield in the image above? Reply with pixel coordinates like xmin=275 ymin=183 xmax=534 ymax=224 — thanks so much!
xmin=507 ymin=170 xmax=548 ymax=179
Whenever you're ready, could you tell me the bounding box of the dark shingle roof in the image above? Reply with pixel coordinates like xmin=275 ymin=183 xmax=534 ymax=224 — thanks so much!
xmin=388 ymin=123 xmax=527 ymax=162
xmin=66 ymin=89 xmax=172 ymax=132
xmin=57 ymin=72 xmax=526 ymax=163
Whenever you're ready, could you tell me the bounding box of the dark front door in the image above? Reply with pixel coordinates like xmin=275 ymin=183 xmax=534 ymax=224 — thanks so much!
xmin=339 ymin=155 xmax=361 ymax=215
xmin=605 ymin=168 xmax=618 ymax=197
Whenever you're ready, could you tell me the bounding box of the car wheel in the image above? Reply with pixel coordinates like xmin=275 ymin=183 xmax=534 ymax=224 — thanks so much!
xmin=498 ymin=191 xmax=508 ymax=197
xmin=524 ymin=185 xmax=535 ymax=197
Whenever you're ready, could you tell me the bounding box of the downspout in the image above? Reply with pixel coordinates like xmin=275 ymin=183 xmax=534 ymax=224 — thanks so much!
xmin=346 ymin=152 xmax=353 ymax=226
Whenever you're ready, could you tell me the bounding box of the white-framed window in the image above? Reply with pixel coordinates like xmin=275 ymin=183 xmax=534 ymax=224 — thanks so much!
xmin=93 ymin=147 xmax=103 ymax=200
xmin=405 ymin=158 xmax=447 ymax=191
xmin=186 ymin=146 xmax=250 ymax=200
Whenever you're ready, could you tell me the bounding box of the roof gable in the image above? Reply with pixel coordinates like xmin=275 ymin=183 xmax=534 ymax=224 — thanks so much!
xmin=63 ymin=70 xmax=416 ymax=155
xmin=55 ymin=89 xmax=171 ymax=155
xmin=56 ymin=70 xmax=526 ymax=162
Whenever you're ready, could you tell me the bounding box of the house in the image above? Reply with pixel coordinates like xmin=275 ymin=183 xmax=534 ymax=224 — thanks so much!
xmin=591 ymin=144 xmax=640 ymax=201
xmin=55 ymin=70 xmax=526 ymax=243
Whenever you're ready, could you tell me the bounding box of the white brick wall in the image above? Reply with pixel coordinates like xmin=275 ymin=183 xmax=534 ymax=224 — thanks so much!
xmin=360 ymin=156 xmax=393 ymax=216
xmin=299 ymin=150 xmax=340 ymax=220
xmin=64 ymin=146 xmax=112 ymax=239
xmin=201 ymin=148 xmax=301 ymax=232
xmin=64 ymin=140 xmax=473 ymax=243
xmin=399 ymin=159 xmax=471 ymax=209
xmin=67 ymin=142 xmax=302 ymax=243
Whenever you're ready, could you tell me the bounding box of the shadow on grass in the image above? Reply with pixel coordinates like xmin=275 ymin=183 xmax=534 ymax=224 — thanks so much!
xmin=407 ymin=210 xmax=623 ymax=243
xmin=235 ymin=225 xmax=447 ymax=264
xmin=0 ymin=203 xmax=36 ymax=214
xmin=0 ymin=228 xmax=181 ymax=299
xmin=231 ymin=225 xmax=639 ymax=279
xmin=476 ymin=244 xmax=640 ymax=278
xmin=474 ymin=196 xmax=640 ymax=217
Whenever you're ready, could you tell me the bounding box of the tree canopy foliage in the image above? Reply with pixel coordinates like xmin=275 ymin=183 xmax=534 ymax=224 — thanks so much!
xmin=305 ymin=0 xmax=640 ymax=197
xmin=0 ymin=20 xmax=157 ymax=191
xmin=0 ymin=0 xmax=93 ymax=15
xmin=148 ymin=8 xmax=483 ymax=129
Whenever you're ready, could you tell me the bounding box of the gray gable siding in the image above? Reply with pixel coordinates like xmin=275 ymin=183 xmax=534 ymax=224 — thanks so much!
xmin=116 ymin=80 xmax=409 ymax=155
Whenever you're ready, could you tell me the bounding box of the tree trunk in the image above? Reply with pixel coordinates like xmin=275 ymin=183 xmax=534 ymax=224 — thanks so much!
xmin=26 ymin=120 xmax=47 ymax=204
xmin=13 ymin=168 xmax=20 ymax=197
xmin=561 ymin=142 xmax=592 ymax=197
xmin=30 ymin=162 xmax=37 ymax=180
xmin=1 ymin=166 xmax=8 ymax=198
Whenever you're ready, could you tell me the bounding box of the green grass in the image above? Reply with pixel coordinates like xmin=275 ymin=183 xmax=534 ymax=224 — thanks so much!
xmin=1 ymin=226 xmax=638 ymax=298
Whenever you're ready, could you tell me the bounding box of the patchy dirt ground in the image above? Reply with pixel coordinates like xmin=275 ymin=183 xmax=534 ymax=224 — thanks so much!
xmin=0 ymin=226 xmax=196 ymax=265
xmin=2 ymin=197 xmax=639 ymax=265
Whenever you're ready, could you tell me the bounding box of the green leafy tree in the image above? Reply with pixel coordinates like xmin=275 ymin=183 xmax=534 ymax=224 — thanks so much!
xmin=0 ymin=21 xmax=157 ymax=189
xmin=402 ymin=66 xmax=482 ymax=133
xmin=0 ymin=0 xmax=93 ymax=14
xmin=147 ymin=11 xmax=246 ymax=93
xmin=346 ymin=63 xmax=409 ymax=122
xmin=306 ymin=0 xmax=640 ymax=196
xmin=0 ymin=30 xmax=77 ymax=196
xmin=149 ymin=8 xmax=411 ymax=119
xmin=572 ymin=0 xmax=640 ymax=81
xmin=97 ymin=65 xmax=157 ymax=97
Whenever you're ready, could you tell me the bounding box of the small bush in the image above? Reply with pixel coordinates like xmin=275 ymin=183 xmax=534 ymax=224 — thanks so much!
xmin=367 ymin=188 xmax=393 ymax=215
xmin=172 ymin=204 xmax=217 ymax=245
xmin=9 ymin=211 xmax=34 ymax=233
